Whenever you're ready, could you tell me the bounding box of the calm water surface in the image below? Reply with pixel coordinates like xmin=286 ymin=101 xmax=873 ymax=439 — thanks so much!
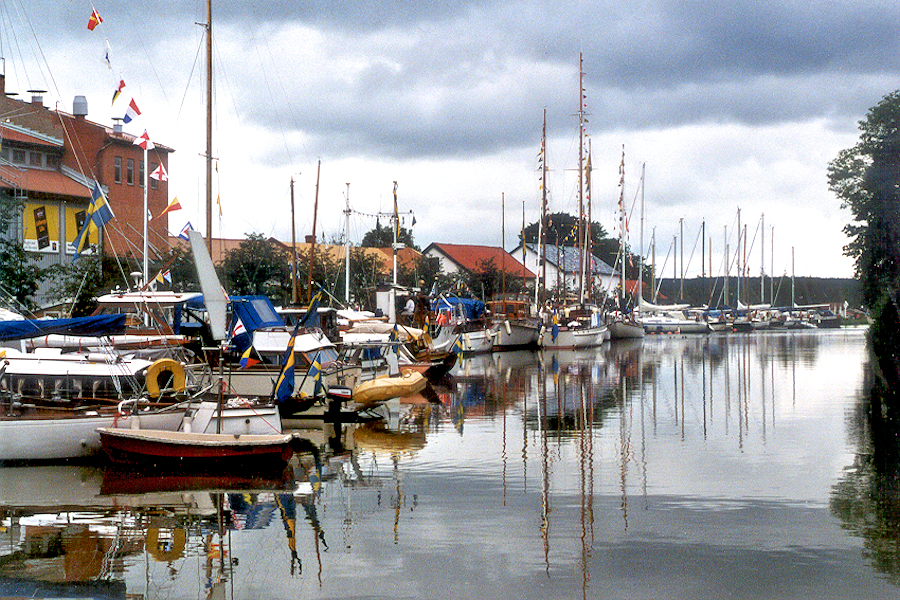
xmin=1 ymin=328 xmax=897 ymax=599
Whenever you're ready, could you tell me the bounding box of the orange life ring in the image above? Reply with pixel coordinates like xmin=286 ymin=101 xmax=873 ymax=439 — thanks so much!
xmin=145 ymin=358 xmax=186 ymax=398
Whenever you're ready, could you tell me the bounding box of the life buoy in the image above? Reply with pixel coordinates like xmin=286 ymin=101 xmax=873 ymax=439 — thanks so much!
xmin=145 ymin=358 xmax=186 ymax=398
xmin=146 ymin=527 xmax=187 ymax=562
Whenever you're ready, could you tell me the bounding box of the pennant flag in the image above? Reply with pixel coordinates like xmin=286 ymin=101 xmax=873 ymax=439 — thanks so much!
xmin=216 ymin=193 xmax=223 ymax=216
xmin=153 ymin=196 xmax=181 ymax=222
xmin=177 ymin=221 xmax=193 ymax=241
xmin=73 ymin=182 xmax=114 ymax=257
xmin=300 ymin=288 xmax=323 ymax=329
xmin=87 ymin=8 xmax=103 ymax=31
xmin=112 ymin=79 xmax=125 ymax=105
xmin=123 ymin=98 xmax=140 ymax=124
xmin=239 ymin=346 xmax=260 ymax=369
xmin=133 ymin=129 xmax=153 ymax=150
xmin=103 ymin=40 xmax=112 ymax=69
xmin=308 ymin=352 xmax=323 ymax=396
xmin=150 ymin=163 xmax=168 ymax=181
xmin=162 ymin=269 xmax=172 ymax=284
xmin=274 ymin=323 xmax=300 ymax=402
xmin=392 ymin=182 xmax=399 ymax=237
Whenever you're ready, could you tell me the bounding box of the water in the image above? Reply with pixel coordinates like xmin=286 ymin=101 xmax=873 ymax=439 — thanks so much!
xmin=1 ymin=328 xmax=897 ymax=599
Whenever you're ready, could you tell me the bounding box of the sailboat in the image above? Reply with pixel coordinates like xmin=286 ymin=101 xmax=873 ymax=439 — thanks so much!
xmin=539 ymin=55 xmax=608 ymax=349
xmin=98 ymin=1 xmax=297 ymax=470
xmin=607 ymin=151 xmax=644 ymax=340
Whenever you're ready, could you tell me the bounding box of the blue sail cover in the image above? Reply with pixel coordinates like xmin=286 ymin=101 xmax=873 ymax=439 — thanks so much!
xmin=432 ymin=296 xmax=486 ymax=320
xmin=0 ymin=314 xmax=127 ymax=341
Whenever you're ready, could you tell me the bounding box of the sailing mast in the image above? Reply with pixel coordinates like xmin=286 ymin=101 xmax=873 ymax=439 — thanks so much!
xmin=577 ymin=52 xmax=586 ymax=304
xmin=501 ymin=192 xmax=506 ymax=313
xmin=205 ymin=0 xmax=213 ymax=255
xmin=307 ymin=160 xmax=321 ymax=303
xmin=290 ymin=177 xmax=297 ymax=304
xmin=537 ymin=109 xmax=548 ymax=308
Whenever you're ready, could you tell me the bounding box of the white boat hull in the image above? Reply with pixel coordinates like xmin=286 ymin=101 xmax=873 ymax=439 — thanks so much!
xmin=540 ymin=325 xmax=608 ymax=349
xmin=608 ymin=320 xmax=645 ymax=339
xmin=0 ymin=409 xmax=184 ymax=461
xmin=491 ymin=320 xmax=540 ymax=349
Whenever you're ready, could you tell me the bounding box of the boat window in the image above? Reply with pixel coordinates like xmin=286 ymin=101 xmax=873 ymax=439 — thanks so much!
xmin=249 ymin=297 xmax=281 ymax=324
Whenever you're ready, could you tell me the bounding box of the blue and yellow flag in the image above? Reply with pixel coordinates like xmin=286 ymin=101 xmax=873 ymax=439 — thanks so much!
xmin=73 ymin=182 xmax=114 ymax=257
xmin=423 ymin=315 xmax=432 ymax=347
xmin=307 ymin=351 xmax=323 ymax=396
xmin=451 ymin=335 xmax=464 ymax=355
xmin=300 ymin=288 xmax=323 ymax=329
xmin=551 ymin=309 xmax=560 ymax=342
xmin=274 ymin=324 xmax=299 ymax=402
xmin=388 ymin=324 xmax=400 ymax=354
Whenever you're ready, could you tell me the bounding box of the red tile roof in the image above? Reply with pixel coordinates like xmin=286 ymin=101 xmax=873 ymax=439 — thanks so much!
xmin=0 ymin=166 xmax=91 ymax=198
xmin=427 ymin=243 xmax=536 ymax=278
xmin=0 ymin=124 xmax=63 ymax=147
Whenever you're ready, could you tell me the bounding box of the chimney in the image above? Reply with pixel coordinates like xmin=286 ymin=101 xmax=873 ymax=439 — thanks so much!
xmin=27 ymin=89 xmax=45 ymax=106
xmin=112 ymin=117 xmax=123 ymax=134
xmin=73 ymin=95 xmax=88 ymax=118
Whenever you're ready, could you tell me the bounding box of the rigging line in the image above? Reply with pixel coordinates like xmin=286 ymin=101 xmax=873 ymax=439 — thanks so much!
xmin=3 ymin=0 xmax=35 ymax=92
xmin=258 ymin=37 xmax=300 ymax=167
xmin=682 ymin=223 xmax=703 ymax=280
xmin=213 ymin=34 xmax=256 ymax=167
xmin=176 ymin=26 xmax=206 ymax=121
xmin=122 ymin=0 xmax=171 ymax=106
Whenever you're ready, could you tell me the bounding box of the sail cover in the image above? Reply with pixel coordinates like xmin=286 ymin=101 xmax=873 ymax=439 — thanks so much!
xmin=0 ymin=314 xmax=127 ymax=341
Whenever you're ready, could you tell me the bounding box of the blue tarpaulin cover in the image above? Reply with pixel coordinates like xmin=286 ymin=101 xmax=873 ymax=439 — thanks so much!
xmin=431 ymin=296 xmax=485 ymax=320
xmin=0 ymin=314 xmax=128 ymax=341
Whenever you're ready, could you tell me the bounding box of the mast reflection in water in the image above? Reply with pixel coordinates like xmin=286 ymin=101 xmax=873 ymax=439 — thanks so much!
xmin=0 ymin=328 xmax=896 ymax=599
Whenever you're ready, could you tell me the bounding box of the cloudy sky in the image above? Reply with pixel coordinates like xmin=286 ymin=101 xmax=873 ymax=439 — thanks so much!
xmin=3 ymin=0 xmax=896 ymax=278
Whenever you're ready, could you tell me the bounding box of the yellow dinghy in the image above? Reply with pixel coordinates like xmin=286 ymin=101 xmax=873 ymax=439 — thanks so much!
xmin=352 ymin=371 xmax=427 ymax=408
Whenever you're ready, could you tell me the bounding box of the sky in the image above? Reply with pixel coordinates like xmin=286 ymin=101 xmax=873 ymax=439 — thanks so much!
xmin=2 ymin=0 xmax=896 ymax=278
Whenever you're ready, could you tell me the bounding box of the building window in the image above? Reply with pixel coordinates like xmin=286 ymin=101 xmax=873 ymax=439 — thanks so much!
xmin=29 ymin=152 xmax=42 ymax=167
xmin=114 ymin=157 xmax=122 ymax=183
xmin=12 ymin=149 xmax=26 ymax=164
xmin=0 ymin=147 xmax=8 ymax=161
xmin=139 ymin=160 xmax=145 ymax=188
xmin=150 ymin=162 xmax=158 ymax=190
xmin=126 ymin=158 xmax=134 ymax=185
xmin=45 ymin=154 xmax=59 ymax=169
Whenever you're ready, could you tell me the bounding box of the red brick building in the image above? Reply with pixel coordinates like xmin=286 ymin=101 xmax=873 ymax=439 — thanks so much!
xmin=0 ymin=73 xmax=173 ymax=304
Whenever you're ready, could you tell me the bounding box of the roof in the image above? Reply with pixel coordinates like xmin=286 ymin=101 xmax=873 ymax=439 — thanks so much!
xmin=0 ymin=165 xmax=92 ymax=198
xmin=524 ymin=243 xmax=616 ymax=276
xmin=425 ymin=243 xmax=536 ymax=278
xmin=0 ymin=123 xmax=63 ymax=147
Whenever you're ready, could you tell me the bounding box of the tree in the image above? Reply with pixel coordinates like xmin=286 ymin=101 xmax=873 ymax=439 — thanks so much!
xmin=361 ymin=222 xmax=417 ymax=250
xmin=0 ymin=239 xmax=45 ymax=310
xmin=829 ymin=91 xmax=900 ymax=311
xmin=220 ymin=234 xmax=290 ymax=302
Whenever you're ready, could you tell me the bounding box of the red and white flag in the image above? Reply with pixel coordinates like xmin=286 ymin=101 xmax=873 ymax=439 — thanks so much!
xmin=150 ymin=163 xmax=168 ymax=181
xmin=133 ymin=130 xmax=154 ymax=150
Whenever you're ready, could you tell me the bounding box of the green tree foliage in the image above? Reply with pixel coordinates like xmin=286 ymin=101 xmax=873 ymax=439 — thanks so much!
xmin=0 ymin=239 xmax=45 ymax=310
xmin=520 ymin=211 xmax=634 ymax=275
xmin=220 ymin=234 xmax=290 ymax=303
xmin=361 ymin=222 xmax=417 ymax=250
xmin=829 ymin=90 xmax=900 ymax=310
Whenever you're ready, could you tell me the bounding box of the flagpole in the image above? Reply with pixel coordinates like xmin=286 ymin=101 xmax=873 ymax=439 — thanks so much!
xmin=143 ymin=144 xmax=149 ymax=287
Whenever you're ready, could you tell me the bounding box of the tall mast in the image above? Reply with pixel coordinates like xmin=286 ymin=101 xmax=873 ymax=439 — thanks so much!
xmin=344 ymin=183 xmax=351 ymax=305
xmin=618 ymin=146 xmax=626 ymax=307
xmin=537 ymin=109 xmax=548 ymax=307
xmin=142 ymin=143 xmax=149 ymax=286
xmin=307 ymin=160 xmax=321 ymax=303
xmin=205 ymin=0 xmax=213 ymax=255
xmin=760 ymin=213 xmax=765 ymax=304
xmin=577 ymin=52 xmax=586 ymax=303
xmin=638 ymin=162 xmax=645 ymax=310
xmin=501 ymin=192 xmax=506 ymax=312
xmin=290 ymin=176 xmax=297 ymax=304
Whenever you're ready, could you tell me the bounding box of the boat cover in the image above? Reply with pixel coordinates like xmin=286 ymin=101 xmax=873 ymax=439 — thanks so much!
xmin=432 ymin=296 xmax=485 ymax=320
xmin=0 ymin=314 xmax=127 ymax=341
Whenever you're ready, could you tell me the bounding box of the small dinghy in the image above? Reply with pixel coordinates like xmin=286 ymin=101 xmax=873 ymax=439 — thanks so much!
xmin=352 ymin=371 xmax=427 ymax=408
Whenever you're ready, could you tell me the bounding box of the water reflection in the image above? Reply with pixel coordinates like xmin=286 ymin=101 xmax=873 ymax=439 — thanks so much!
xmin=831 ymin=364 xmax=900 ymax=584
xmin=1 ymin=329 xmax=896 ymax=599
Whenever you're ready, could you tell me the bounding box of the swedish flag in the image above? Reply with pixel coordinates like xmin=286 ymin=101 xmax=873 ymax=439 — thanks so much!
xmin=551 ymin=309 xmax=559 ymax=342
xmin=73 ymin=182 xmax=114 ymax=257
xmin=274 ymin=324 xmax=299 ymax=402
xmin=423 ymin=315 xmax=433 ymax=347
xmin=300 ymin=288 xmax=323 ymax=328
xmin=388 ymin=324 xmax=400 ymax=354
xmin=451 ymin=335 xmax=464 ymax=355
xmin=308 ymin=351 xmax=323 ymax=396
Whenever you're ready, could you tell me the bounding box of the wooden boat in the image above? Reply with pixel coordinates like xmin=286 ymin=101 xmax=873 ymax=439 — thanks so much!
xmin=540 ymin=323 xmax=608 ymax=349
xmin=97 ymin=427 xmax=297 ymax=468
xmin=352 ymin=371 xmax=427 ymax=408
